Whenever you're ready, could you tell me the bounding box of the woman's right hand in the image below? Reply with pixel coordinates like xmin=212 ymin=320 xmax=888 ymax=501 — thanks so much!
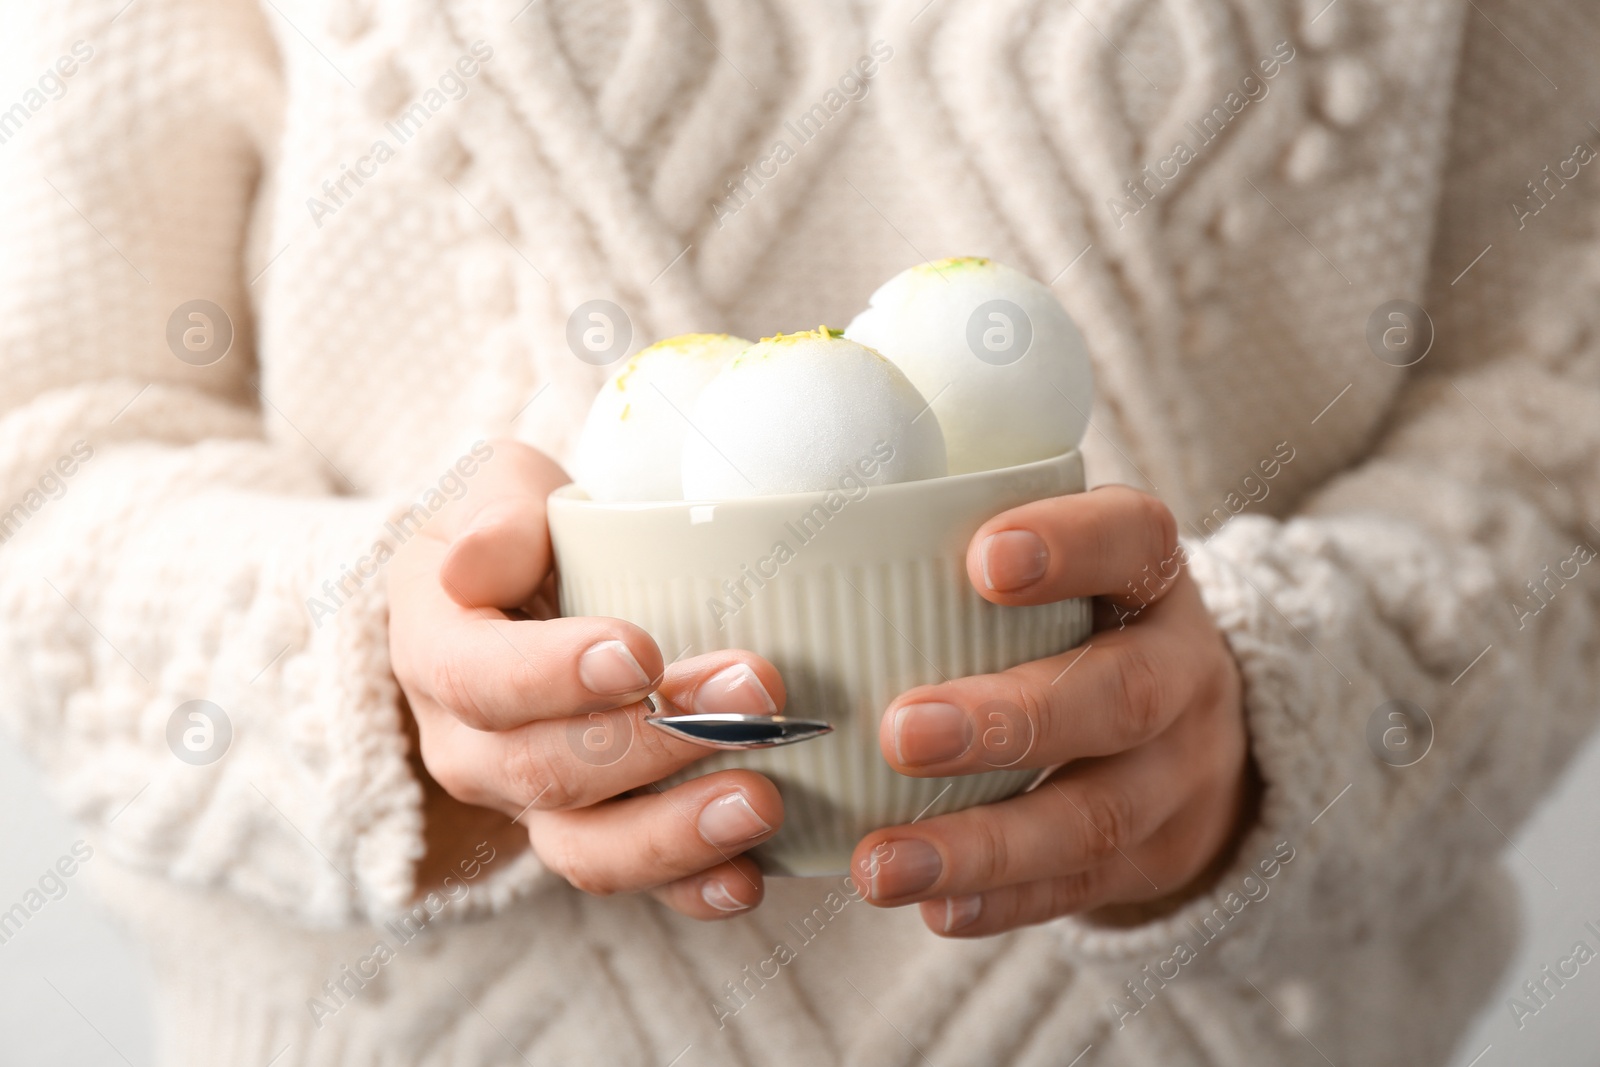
xmin=387 ymin=439 xmax=786 ymax=919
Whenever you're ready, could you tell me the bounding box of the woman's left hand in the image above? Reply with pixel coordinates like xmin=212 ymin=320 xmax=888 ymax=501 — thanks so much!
xmin=850 ymin=485 xmax=1254 ymax=937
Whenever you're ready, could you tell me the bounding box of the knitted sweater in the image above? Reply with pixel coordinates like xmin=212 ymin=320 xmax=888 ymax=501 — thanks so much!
xmin=2 ymin=0 xmax=1597 ymax=1063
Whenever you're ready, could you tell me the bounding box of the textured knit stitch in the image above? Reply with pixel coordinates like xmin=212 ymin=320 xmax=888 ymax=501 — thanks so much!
xmin=1 ymin=0 xmax=1598 ymax=1064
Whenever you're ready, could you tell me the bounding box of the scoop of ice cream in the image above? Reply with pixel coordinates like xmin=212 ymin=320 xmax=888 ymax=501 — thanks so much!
xmin=844 ymin=257 xmax=1094 ymax=474
xmin=679 ymin=327 xmax=947 ymax=499
xmin=572 ymin=333 xmax=751 ymax=501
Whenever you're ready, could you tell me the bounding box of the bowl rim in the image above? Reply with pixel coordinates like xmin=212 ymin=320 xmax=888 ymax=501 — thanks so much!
xmin=548 ymin=448 xmax=1082 ymax=515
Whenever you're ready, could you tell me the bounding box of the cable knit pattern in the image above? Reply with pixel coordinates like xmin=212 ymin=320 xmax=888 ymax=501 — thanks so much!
xmin=3 ymin=0 xmax=1600 ymax=1063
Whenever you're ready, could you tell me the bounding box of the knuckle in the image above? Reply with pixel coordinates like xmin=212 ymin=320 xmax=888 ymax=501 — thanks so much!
xmin=1076 ymin=786 xmax=1136 ymax=864
xmin=430 ymin=656 xmax=493 ymax=730
xmin=964 ymin=813 xmax=1013 ymax=887
xmin=504 ymin=733 xmax=583 ymax=811
xmin=1113 ymin=645 xmax=1166 ymax=744
xmin=1046 ymin=869 xmax=1101 ymax=917
xmin=1007 ymin=681 xmax=1052 ymax=762
xmin=1090 ymin=504 xmax=1123 ymax=578
xmin=635 ymin=822 xmax=681 ymax=879
xmin=1138 ymin=492 xmax=1180 ymax=569
xmin=503 ymin=654 xmax=554 ymax=710
xmin=538 ymin=831 xmax=613 ymax=897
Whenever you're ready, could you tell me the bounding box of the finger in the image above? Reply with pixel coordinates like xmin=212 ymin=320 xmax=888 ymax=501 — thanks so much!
xmin=850 ymin=735 xmax=1201 ymax=907
xmin=424 ymin=612 xmax=666 ymax=731
xmin=882 ymin=575 xmax=1213 ymax=773
xmin=421 ymin=651 xmax=786 ymax=814
xmin=525 ymin=770 xmax=782 ymax=896
xmin=917 ymin=863 xmax=1135 ymax=938
xmin=917 ymin=809 xmax=1215 ymax=937
xmin=967 ymin=484 xmax=1180 ymax=607
xmin=437 ymin=441 xmax=572 ymax=608
xmin=649 ymin=856 xmax=766 ymax=920
xmin=398 ymin=526 xmax=668 ymax=732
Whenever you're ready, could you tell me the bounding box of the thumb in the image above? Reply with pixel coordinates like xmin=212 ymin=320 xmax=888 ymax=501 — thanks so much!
xmin=437 ymin=440 xmax=571 ymax=609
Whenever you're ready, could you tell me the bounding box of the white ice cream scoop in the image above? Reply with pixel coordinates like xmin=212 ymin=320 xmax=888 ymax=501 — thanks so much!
xmin=572 ymin=333 xmax=751 ymax=501
xmin=844 ymin=257 xmax=1094 ymax=475
xmin=679 ymin=327 xmax=947 ymax=499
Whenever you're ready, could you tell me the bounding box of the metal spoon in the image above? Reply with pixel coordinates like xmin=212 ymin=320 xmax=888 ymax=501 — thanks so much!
xmin=642 ymin=694 xmax=834 ymax=751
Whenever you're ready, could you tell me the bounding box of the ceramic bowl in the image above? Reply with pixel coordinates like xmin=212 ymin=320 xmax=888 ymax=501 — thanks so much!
xmin=546 ymin=449 xmax=1092 ymax=875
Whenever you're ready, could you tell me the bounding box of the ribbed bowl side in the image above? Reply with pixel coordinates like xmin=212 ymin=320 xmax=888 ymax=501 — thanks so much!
xmin=559 ymin=558 xmax=1091 ymax=876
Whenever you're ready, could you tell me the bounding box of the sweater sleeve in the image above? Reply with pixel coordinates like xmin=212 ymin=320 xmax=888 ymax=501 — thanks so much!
xmin=0 ymin=0 xmax=443 ymax=926
xmin=1049 ymin=131 xmax=1600 ymax=988
xmin=1052 ymin=358 xmax=1600 ymax=971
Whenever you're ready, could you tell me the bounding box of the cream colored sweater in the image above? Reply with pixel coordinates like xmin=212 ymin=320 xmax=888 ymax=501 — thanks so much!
xmin=2 ymin=0 xmax=1598 ymax=1063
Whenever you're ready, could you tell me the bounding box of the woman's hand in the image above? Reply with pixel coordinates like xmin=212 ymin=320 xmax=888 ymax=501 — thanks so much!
xmin=388 ymin=440 xmax=786 ymax=919
xmin=850 ymin=485 xmax=1253 ymax=936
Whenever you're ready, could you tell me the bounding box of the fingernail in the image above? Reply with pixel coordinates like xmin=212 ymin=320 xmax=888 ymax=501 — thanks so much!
xmin=701 ymin=878 xmax=752 ymax=913
xmin=694 ymin=664 xmax=779 ymax=716
xmin=578 ymin=640 xmax=651 ymax=696
xmin=698 ymin=792 xmax=772 ymax=848
xmin=980 ymin=530 xmax=1049 ymax=592
xmin=869 ymin=839 xmax=942 ymax=901
xmin=943 ymin=894 xmax=983 ymax=932
xmin=892 ymin=703 xmax=972 ymax=766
